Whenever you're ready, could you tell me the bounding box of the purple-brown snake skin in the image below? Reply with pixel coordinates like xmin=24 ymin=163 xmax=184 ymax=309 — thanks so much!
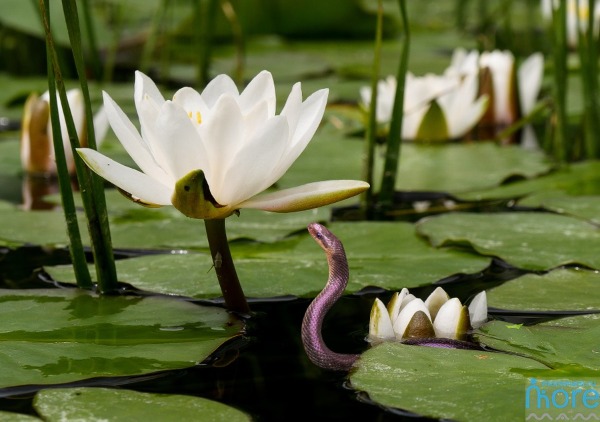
xmin=301 ymin=223 xmax=360 ymax=371
xmin=301 ymin=223 xmax=478 ymax=371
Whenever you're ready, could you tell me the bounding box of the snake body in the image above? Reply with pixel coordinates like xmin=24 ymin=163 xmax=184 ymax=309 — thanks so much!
xmin=301 ymin=223 xmax=479 ymax=371
xmin=301 ymin=223 xmax=360 ymax=371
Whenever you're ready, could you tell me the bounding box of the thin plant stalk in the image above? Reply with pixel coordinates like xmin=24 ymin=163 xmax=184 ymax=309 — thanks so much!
xmin=361 ymin=0 xmax=383 ymax=212
xmin=61 ymin=0 xmax=119 ymax=292
xmin=550 ymin=0 xmax=568 ymax=162
xmin=377 ymin=0 xmax=410 ymax=214
xmin=80 ymin=0 xmax=102 ymax=80
xmin=196 ymin=0 xmax=219 ymax=87
xmin=140 ymin=0 xmax=169 ymax=76
xmin=204 ymin=219 xmax=250 ymax=314
xmin=39 ymin=0 xmax=92 ymax=289
xmin=220 ymin=0 xmax=245 ymax=85
xmin=577 ymin=0 xmax=600 ymax=158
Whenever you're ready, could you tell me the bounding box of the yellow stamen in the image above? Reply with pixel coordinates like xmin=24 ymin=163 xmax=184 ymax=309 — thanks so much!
xmin=187 ymin=111 xmax=202 ymax=124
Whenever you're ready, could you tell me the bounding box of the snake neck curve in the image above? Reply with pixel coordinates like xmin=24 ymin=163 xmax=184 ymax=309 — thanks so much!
xmin=301 ymin=223 xmax=360 ymax=371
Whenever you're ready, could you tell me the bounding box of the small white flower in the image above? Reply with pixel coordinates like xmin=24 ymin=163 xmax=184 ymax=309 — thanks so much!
xmin=77 ymin=71 xmax=369 ymax=219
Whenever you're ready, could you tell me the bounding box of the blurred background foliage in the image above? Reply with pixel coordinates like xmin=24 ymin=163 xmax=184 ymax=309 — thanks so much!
xmin=0 ymin=0 xmax=545 ymax=81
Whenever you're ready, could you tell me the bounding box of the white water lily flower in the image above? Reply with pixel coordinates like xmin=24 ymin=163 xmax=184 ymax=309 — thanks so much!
xmin=20 ymin=89 xmax=108 ymax=175
xmin=77 ymin=70 xmax=369 ymax=219
xmin=541 ymin=0 xmax=600 ymax=46
xmin=361 ymin=71 xmax=488 ymax=142
xmin=368 ymin=287 xmax=488 ymax=342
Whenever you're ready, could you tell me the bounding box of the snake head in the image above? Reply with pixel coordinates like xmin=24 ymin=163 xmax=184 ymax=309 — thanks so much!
xmin=307 ymin=223 xmax=338 ymax=252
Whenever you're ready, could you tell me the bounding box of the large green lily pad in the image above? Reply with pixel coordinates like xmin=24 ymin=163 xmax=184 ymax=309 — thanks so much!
xmin=517 ymin=192 xmax=600 ymax=225
xmin=349 ymin=342 xmax=549 ymax=421
xmin=47 ymin=222 xmax=490 ymax=298
xmin=34 ymin=387 xmax=250 ymax=422
xmin=0 ymin=289 xmax=242 ymax=390
xmin=351 ymin=314 xmax=600 ymax=421
xmin=487 ymin=268 xmax=600 ymax=311
xmin=458 ymin=161 xmax=600 ymax=201
xmin=416 ymin=212 xmax=600 ymax=271
xmin=475 ymin=314 xmax=600 ymax=371
xmin=372 ymin=142 xmax=552 ymax=194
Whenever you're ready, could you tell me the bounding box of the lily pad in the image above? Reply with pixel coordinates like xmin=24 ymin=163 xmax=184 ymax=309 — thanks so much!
xmin=459 ymin=161 xmax=600 ymax=201
xmin=475 ymin=314 xmax=600 ymax=371
xmin=34 ymin=387 xmax=250 ymax=422
xmin=0 ymin=411 xmax=40 ymax=421
xmin=417 ymin=212 xmax=600 ymax=271
xmin=47 ymin=222 xmax=490 ymax=298
xmin=349 ymin=342 xmax=549 ymax=421
xmin=372 ymin=142 xmax=552 ymax=194
xmin=517 ymin=192 xmax=600 ymax=224
xmin=0 ymin=288 xmax=242 ymax=390
xmin=487 ymin=268 xmax=600 ymax=311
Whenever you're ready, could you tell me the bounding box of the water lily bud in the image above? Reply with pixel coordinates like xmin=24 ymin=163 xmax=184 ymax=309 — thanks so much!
xmin=468 ymin=291 xmax=488 ymax=329
xmin=368 ymin=298 xmax=395 ymax=342
xmin=433 ymin=298 xmax=470 ymax=340
xmin=424 ymin=286 xmax=450 ymax=321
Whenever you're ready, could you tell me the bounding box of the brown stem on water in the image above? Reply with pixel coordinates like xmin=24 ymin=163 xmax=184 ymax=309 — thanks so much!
xmin=204 ymin=218 xmax=250 ymax=314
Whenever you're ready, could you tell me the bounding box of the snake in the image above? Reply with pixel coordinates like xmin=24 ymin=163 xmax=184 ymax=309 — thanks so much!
xmin=301 ymin=223 xmax=478 ymax=372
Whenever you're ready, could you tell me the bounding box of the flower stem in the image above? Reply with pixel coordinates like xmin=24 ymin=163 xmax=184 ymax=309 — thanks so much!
xmin=204 ymin=219 xmax=250 ymax=314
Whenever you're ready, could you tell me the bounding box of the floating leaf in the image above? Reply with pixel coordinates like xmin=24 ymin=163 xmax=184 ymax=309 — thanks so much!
xmin=372 ymin=142 xmax=551 ymax=194
xmin=518 ymin=192 xmax=600 ymax=224
xmin=487 ymin=268 xmax=600 ymax=311
xmin=349 ymin=342 xmax=549 ymax=421
xmin=459 ymin=161 xmax=600 ymax=201
xmin=417 ymin=212 xmax=600 ymax=270
xmin=34 ymin=387 xmax=250 ymax=422
xmin=475 ymin=314 xmax=600 ymax=371
xmin=0 ymin=289 xmax=242 ymax=390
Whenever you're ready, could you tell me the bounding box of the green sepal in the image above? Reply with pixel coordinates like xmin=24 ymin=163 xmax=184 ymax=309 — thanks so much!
xmin=171 ymin=169 xmax=233 ymax=219
xmin=416 ymin=100 xmax=449 ymax=142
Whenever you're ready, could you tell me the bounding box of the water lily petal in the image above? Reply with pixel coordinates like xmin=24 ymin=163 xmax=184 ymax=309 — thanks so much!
xmin=270 ymin=88 xmax=329 ymax=181
xmin=281 ymin=82 xmax=303 ymax=138
xmin=468 ymin=291 xmax=488 ymax=329
xmin=368 ymin=298 xmax=395 ymax=341
xmin=172 ymin=87 xmax=210 ymax=120
xmin=135 ymin=71 xmax=165 ymax=107
xmin=201 ymin=74 xmax=239 ymax=107
xmin=386 ymin=288 xmax=410 ymax=323
xmin=134 ymin=71 xmax=164 ymax=127
xmin=237 ymin=180 xmax=369 ymax=212
xmin=219 ymin=115 xmax=289 ymax=204
xmin=480 ymin=51 xmax=516 ymax=125
xmin=77 ymin=148 xmax=172 ymax=205
xmin=433 ymin=298 xmax=470 ymax=340
xmin=424 ymin=287 xmax=450 ymax=321
xmin=93 ymin=104 xmax=109 ymax=148
xmin=393 ymin=299 xmax=432 ymax=339
xmin=518 ymin=53 xmax=544 ymax=115
xmin=239 ymin=70 xmax=276 ymax=115
xmin=102 ymin=92 xmax=169 ymax=183
xmin=199 ymin=95 xmax=244 ymax=202
xmin=153 ymin=101 xmax=210 ymax=181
